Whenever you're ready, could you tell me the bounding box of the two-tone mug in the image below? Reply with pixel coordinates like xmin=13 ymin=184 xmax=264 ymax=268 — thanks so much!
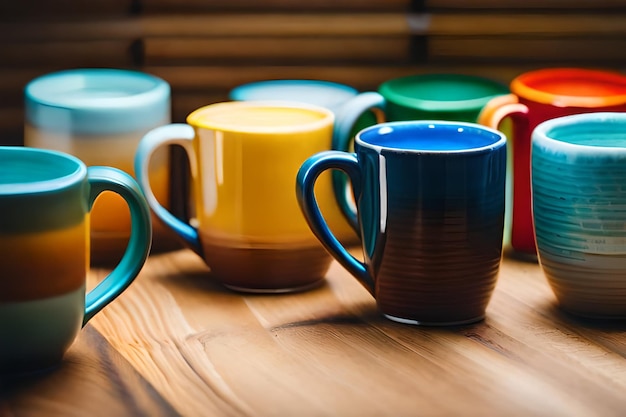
xmin=297 ymin=121 xmax=507 ymax=325
xmin=0 ymin=146 xmax=151 ymax=375
xmin=24 ymin=68 xmax=174 ymax=264
xmin=135 ymin=100 xmax=357 ymax=293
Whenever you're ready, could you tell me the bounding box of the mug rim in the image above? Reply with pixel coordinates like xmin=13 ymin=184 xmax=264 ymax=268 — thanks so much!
xmin=24 ymin=68 xmax=171 ymax=134
xmin=378 ymin=73 xmax=510 ymax=112
xmin=186 ymin=100 xmax=335 ymax=134
xmin=511 ymin=67 xmax=626 ymax=108
xmin=25 ymin=68 xmax=169 ymax=111
xmin=0 ymin=146 xmax=86 ymax=195
xmin=355 ymin=120 xmax=506 ymax=154
xmin=532 ymin=112 xmax=626 ymax=155
xmin=229 ymin=79 xmax=358 ymax=100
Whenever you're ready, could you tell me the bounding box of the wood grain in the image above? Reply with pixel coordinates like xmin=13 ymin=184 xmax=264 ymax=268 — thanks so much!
xmin=0 ymin=326 xmax=179 ymax=417
xmin=49 ymin=248 xmax=625 ymax=417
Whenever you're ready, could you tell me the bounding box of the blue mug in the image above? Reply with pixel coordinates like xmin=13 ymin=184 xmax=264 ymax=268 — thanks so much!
xmin=296 ymin=121 xmax=507 ymax=325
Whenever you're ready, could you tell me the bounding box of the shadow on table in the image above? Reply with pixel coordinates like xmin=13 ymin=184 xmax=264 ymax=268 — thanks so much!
xmin=0 ymin=327 xmax=180 ymax=417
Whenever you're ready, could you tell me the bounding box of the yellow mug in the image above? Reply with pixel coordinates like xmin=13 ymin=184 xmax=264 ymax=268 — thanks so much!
xmin=135 ymin=101 xmax=357 ymax=293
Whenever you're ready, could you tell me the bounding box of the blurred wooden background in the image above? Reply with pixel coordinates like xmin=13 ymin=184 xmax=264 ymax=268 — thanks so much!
xmin=1 ymin=0 xmax=625 ymax=145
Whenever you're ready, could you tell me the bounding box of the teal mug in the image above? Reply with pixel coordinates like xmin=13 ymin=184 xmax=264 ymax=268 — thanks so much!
xmin=532 ymin=112 xmax=626 ymax=318
xmin=297 ymin=121 xmax=507 ymax=325
xmin=0 ymin=146 xmax=152 ymax=375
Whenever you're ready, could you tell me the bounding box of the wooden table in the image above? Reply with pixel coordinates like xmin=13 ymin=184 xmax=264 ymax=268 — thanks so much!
xmin=2 ymin=248 xmax=625 ymax=417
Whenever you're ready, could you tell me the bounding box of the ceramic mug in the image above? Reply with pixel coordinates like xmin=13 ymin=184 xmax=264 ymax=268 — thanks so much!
xmin=332 ymin=73 xmax=510 ymax=229
xmin=135 ymin=100 xmax=357 ymax=293
xmin=0 ymin=146 xmax=152 ymax=375
xmin=297 ymin=121 xmax=507 ymax=325
xmin=532 ymin=112 xmax=626 ymax=318
xmin=230 ymin=79 xmax=379 ymax=137
xmin=479 ymin=67 xmax=626 ymax=255
xmin=24 ymin=68 xmax=175 ymax=264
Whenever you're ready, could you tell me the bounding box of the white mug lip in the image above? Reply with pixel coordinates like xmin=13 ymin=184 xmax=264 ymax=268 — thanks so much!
xmin=532 ymin=112 xmax=626 ymax=156
xmin=355 ymin=120 xmax=506 ymax=154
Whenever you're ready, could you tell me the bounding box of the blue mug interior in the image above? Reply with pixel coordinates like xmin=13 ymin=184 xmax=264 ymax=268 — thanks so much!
xmin=357 ymin=121 xmax=504 ymax=152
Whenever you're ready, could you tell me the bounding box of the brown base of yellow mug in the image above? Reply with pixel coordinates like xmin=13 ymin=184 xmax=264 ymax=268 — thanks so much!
xmin=201 ymin=240 xmax=332 ymax=293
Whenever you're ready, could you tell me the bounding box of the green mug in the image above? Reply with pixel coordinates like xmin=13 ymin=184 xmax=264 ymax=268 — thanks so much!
xmin=0 ymin=146 xmax=152 ymax=376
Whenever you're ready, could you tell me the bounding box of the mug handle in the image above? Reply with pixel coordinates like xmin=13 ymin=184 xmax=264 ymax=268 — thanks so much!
xmin=83 ymin=166 xmax=152 ymax=325
xmin=332 ymin=92 xmax=386 ymax=232
xmin=134 ymin=124 xmax=202 ymax=255
xmin=478 ymin=93 xmax=529 ymax=129
xmin=296 ymin=151 xmax=375 ymax=294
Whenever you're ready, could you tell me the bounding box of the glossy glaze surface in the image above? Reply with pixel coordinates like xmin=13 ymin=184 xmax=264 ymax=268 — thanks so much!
xmin=297 ymin=121 xmax=506 ymax=324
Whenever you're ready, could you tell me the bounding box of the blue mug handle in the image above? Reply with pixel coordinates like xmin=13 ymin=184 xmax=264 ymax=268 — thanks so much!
xmin=83 ymin=166 xmax=152 ymax=325
xmin=331 ymin=92 xmax=386 ymax=231
xmin=134 ymin=124 xmax=203 ymax=256
xmin=296 ymin=151 xmax=375 ymax=294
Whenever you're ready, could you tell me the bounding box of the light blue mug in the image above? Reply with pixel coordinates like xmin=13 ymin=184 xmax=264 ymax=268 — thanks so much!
xmin=532 ymin=112 xmax=626 ymax=318
xmin=0 ymin=146 xmax=152 ymax=375
xmin=297 ymin=121 xmax=507 ymax=325
xmin=230 ymin=79 xmax=379 ymax=137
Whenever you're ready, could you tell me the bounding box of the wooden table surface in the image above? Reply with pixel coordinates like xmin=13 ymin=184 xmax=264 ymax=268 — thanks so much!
xmin=1 ymin=247 xmax=625 ymax=417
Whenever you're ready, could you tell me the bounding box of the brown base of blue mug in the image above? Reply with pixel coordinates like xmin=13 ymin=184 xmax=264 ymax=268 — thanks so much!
xmin=383 ymin=313 xmax=486 ymax=327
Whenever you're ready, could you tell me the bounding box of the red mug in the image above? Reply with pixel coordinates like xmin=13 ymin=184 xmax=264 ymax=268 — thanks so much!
xmin=479 ymin=68 xmax=626 ymax=255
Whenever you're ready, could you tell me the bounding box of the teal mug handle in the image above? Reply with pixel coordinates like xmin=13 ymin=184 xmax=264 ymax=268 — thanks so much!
xmin=331 ymin=92 xmax=385 ymax=231
xmin=296 ymin=151 xmax=375 ymax=294
xmin=134 ymin=124 xmax=202 ymax=256
xmin=83 ymin=166 xmax=152 ymax=325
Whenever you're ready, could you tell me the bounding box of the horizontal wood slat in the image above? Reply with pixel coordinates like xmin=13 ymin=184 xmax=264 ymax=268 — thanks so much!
xmin=141 ymin=0 xmax=412 ymax=13
xmin=1 ymin=3 xmax=625 ymax=145
xmin=425 ymin=0 xmax=626 ymax=10
xmin=142 ymin=37 xmax=413 ymax=65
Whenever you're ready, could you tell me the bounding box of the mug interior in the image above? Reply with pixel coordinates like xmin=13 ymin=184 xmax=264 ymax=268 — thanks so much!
xmin=187 ymin=100 xmax=334 ymax=133
xmin=24 ymin=68 xmax=170 ymax=134
xmin=534 ymin=113 xmax=626 ymax=151
xmin=0 ymin=147 xmax=84 ymax=194
xmin=512 ymin=68 xmax=626 ymax=107
xmin=379 ymin=74 xmax=509 ymax=111
xmin=229 ymin=80 xmax=357 ymax=110
xmin=356 ymin=121 xmax=505 ymax=152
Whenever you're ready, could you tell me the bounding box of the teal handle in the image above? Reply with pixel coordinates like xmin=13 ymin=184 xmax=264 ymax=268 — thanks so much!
xmin=332 ymin=92 xmax=385 ymax=231
xmin=296 ymin=151 xmax=374 ymax=294
xmin=83 ymin=166 xmax=152 ymax=325
xmin=134 ymin=123 xmax=202 ymax=255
